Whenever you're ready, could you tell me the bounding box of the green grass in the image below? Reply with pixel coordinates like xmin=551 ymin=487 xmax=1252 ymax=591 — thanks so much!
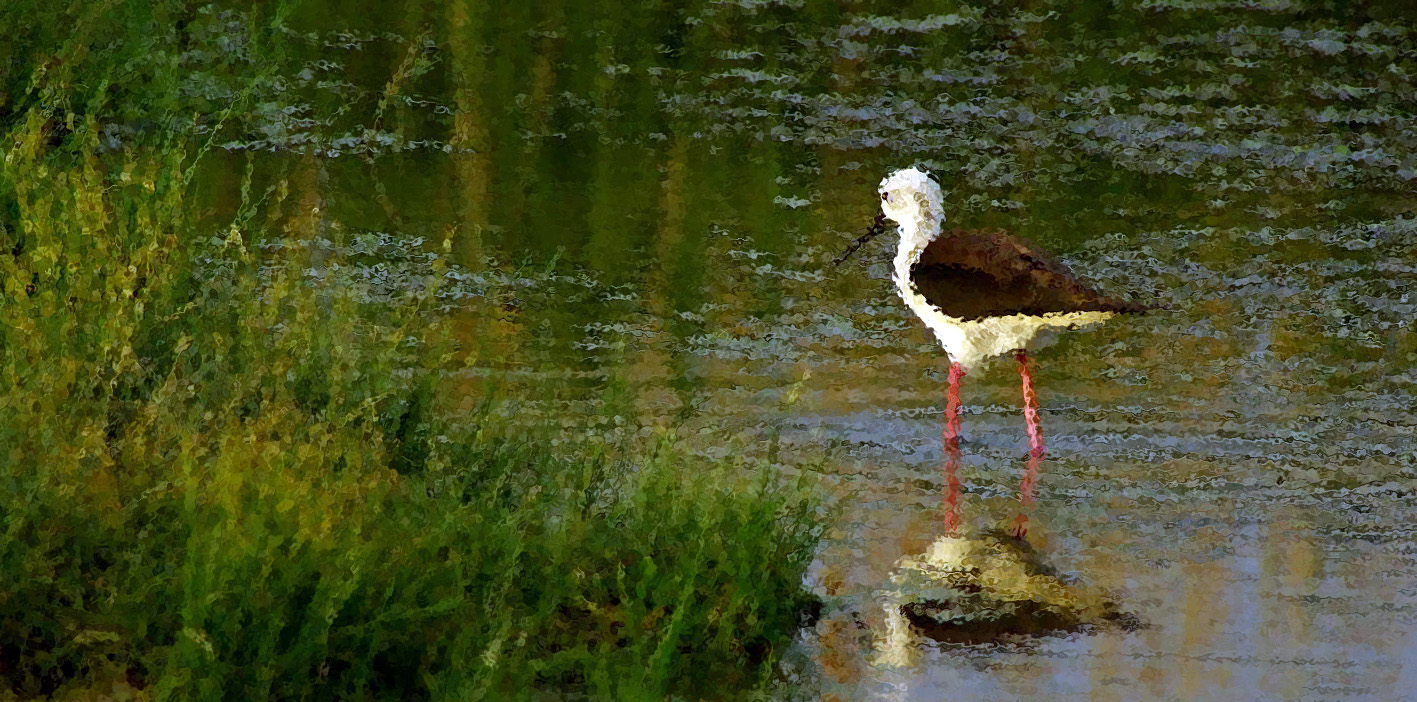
xmin=0 ymin=11 xmax=824 ymax=699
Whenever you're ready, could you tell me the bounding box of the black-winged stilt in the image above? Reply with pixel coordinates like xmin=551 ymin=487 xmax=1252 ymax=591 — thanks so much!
xmin=838 ymin=167 xmax=1150 ymax=537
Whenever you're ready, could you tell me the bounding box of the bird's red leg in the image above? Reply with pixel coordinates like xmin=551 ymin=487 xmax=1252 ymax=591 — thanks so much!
xmin=942 ymin=361 xmax=966 ymax=533
xmin=1011 ymin=350 xmax=1045 ymax=539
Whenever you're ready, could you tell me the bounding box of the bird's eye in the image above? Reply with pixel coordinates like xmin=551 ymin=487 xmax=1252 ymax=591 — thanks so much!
xmin=880 ymin=192 xmax=889 ymax=201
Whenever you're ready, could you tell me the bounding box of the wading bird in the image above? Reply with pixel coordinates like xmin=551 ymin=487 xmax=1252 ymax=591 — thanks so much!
xmin=836 ymin=168 xmax=1150 ymax=537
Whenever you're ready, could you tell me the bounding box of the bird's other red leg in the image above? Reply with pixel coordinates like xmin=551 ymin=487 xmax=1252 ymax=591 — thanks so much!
xmin=942 ymin=361 xmax=966 ymax=533
xmin=1010 ymin=349 xmax=1045 ymax=539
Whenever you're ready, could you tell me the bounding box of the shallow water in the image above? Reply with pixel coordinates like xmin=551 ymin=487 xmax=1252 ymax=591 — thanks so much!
xmin=185 ymin=1 xmax=1417 ymax=698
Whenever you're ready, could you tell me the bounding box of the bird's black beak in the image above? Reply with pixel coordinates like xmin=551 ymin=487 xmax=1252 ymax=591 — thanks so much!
xmin=833 ymin=211 xmax=888 ymax=266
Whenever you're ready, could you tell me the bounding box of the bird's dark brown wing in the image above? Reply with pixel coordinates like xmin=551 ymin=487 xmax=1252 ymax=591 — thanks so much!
xmin=909 ymin=228 xmax=1148 ymax=322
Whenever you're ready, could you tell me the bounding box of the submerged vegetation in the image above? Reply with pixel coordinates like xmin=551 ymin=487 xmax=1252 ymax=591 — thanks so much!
xmin=0 ymin=2 xmax=822 ymax=700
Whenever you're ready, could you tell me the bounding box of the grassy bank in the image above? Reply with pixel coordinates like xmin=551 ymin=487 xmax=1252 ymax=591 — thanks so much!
xmin=0 ymin=8 xmax=823 ymax=700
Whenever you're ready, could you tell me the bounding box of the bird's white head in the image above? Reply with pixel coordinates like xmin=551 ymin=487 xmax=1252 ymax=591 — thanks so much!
xmin=878 ymin=168 xmax=945 ymax=251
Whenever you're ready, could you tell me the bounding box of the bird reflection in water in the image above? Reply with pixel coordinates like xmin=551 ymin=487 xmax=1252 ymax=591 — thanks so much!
xmin=871 ymin=529 xmax=1140 ymax=669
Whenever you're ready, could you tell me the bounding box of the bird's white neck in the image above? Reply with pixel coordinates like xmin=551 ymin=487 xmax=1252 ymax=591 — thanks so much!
xmin=889 ymin=206 xmax=942 ymax=314
xmin=889 ymin=207 xmax=940 ymax=297
xmin=889 ymin=211 xmax=983 ymax=366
